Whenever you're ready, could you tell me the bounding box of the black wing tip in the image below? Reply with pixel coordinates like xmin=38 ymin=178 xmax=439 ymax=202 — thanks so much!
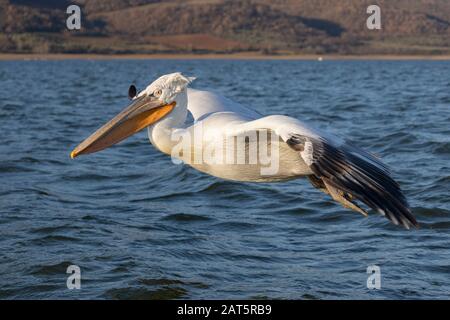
xmin=404 ymin=210 xmax=420 ymax=229
xmin=379 ymin=205 xmax=419 ymax=230
xmin=397 ymin=219 xmax=419 ymax=230
xmin=396 ymin=217 xmax=419 ymax=230
xmin=287 ymin=134 xmax=420 ymax=230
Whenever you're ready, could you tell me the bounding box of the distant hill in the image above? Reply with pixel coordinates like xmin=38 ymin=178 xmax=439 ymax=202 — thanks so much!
xmin=1 ymin=0 xmax=449 ymax=55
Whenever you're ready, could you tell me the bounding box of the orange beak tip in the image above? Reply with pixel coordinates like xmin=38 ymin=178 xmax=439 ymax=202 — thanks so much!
xmin=70 ymin=150 xmax=77 ymax=159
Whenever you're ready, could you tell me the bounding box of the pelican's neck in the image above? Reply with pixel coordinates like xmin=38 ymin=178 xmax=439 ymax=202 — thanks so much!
xmin=147 ymin=89 xmax=188 ymax=155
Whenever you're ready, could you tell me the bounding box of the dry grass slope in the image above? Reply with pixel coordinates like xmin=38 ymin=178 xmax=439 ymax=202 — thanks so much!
xmin=0 ymin=0 xmax=449 ymax=55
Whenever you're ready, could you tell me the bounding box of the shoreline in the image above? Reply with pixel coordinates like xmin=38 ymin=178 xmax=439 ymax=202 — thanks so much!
xmin=1 ymin=53 xmax=450 ymax=61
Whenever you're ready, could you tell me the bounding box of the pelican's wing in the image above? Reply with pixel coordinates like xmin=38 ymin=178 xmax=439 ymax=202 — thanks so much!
xmin=187 ymin=88 xmax=261 ymax=121
xmin=239 ymin=115 xmax=418 ymax=229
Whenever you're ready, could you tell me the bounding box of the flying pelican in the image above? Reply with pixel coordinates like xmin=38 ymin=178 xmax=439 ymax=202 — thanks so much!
xmin=71 ymin=72 xmax=418 ymax=229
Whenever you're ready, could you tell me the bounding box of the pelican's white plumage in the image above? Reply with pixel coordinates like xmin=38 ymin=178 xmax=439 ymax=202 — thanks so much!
xmin=72 ymin=72 xmax=418 ymax=229
xmin=187 ymin=88 xmax=261 ymax=121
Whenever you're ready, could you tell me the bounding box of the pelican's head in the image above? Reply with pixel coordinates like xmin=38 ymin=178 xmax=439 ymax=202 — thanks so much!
xmin=70 ymin=72 xmax=195 ymax=159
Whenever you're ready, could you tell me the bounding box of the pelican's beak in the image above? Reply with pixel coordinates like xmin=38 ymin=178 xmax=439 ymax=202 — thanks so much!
xmin=70 ymin=95 xmax=175 ymax=159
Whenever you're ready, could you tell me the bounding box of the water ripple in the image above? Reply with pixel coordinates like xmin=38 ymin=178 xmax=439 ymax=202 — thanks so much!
xmin=0 ymin=60 xmax=449 ymax=299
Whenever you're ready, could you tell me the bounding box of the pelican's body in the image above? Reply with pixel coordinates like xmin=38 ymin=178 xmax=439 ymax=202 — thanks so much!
xmin=71 ymin=73 xmax=418 ymax=229
xmin=149 ymin=88 xmax=311 ymax=182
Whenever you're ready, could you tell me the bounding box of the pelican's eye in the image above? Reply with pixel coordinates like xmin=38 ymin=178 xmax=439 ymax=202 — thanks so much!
xmin=128 ymin=84 xmax=137 ymax=99
xmin=153 ymin=89 xmax=162 ymax=98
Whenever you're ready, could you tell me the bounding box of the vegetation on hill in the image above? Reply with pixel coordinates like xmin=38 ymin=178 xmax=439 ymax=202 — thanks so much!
xmin=1 ymin=0 xmax=449 ymax=55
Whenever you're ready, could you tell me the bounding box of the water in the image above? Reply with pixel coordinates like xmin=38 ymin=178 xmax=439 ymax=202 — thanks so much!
xmin=0 ymin=59 xmax=449 ymax=299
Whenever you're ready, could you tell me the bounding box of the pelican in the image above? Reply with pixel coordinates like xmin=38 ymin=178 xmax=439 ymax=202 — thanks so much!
xmin=71 ymin=72 xmax=418 ymax=229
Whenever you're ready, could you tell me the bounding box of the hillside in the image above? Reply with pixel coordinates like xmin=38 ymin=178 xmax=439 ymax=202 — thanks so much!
xmin=1 ymin=0 xmax=449 ymax=55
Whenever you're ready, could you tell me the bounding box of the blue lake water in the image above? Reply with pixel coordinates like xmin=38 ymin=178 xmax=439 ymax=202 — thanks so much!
xmin=0 ymin=59 xmax=449 ymax=299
